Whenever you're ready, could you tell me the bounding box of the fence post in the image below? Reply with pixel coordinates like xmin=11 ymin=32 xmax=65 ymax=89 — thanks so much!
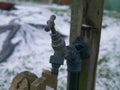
xmin=31 ymin=70 xmax=57 ymax=90
xmin=69 ymin=0 xmax=104 ymax=90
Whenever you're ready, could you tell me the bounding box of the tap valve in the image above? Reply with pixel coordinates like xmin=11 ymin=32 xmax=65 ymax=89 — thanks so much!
xmin=45 ymin=15 xmax=66 ymax=75
xmin=45 ymin=15 xmax=89 ymax=76
xmin=45 ymin=15 xmax=56 ymax=34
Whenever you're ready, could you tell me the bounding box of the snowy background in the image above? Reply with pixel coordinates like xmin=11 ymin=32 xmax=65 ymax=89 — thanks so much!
xmin=0 ymin=3 xmax=120 ymax=90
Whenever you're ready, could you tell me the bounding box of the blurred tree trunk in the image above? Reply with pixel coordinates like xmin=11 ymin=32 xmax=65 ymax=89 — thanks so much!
xmin=53 ymin=0 xmax=60 ymax=4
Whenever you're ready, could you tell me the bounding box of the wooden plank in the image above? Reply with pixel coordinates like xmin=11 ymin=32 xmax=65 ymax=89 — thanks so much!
xmin=31 ymin=70 xmax=57 ymax=90
xmin=9 ymin=71 xmax=38 ymax=90
xmin=69 ymin=0 xmax=104 ymax=90
xmin=78 ymin=0 xmax=104 ymax=90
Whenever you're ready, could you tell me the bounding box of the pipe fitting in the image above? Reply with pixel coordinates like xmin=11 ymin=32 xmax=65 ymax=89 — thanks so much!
xmin=45 ymin=15 xmax=89 ymax=75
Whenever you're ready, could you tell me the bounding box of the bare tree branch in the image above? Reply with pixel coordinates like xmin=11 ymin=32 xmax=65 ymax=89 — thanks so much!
xmin=0 ymin=24 xmax=21 ymax=63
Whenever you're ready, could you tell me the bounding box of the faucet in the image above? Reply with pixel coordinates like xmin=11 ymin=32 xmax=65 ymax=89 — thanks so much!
xmin=45 ymin=15 xmax=89 ymax=76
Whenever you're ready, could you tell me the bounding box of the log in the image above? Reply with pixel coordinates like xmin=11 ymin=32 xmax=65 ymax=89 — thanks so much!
xmin=31 ymin=70 xmax=57 ymax=90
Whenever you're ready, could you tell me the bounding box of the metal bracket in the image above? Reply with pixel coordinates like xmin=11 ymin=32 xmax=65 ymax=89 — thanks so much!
xmin=82 ymin=24 xmax=96 ymax=31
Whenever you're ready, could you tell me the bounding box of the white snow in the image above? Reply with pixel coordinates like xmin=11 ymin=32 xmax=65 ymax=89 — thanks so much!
xmin=0 ymin=4 xmax=69 ymax=90
xmin=96 ymin=16 xmax=120 ymax=90
xmin=0 ymin=3 xmax=120 ymax=90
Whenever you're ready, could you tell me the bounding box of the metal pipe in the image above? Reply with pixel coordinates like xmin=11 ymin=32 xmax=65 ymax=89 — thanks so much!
xmin=67 ymin=72 xmax=79 ymax=90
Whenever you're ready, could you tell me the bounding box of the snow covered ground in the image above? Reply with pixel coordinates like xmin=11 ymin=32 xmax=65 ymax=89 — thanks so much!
xmin=0 ymin=4 xmax=120 ymax=90
xmin=96 ymin=16 xmax=120 ymax=90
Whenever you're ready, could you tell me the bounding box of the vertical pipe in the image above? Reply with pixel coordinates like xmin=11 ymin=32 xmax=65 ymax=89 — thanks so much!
xmin=67 ymin=72 xmax=79 ymax=90
xmin=68 ymin=0 xmax=84 ymax=90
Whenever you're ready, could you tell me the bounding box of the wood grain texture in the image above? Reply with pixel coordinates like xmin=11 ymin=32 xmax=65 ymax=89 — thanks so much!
xmin=70 ymin=0 xmax=84 ymax=43
xmin=31 ymin=70 xmax=57 ymax=90
xmin=69 ymin=0 xmax=104 ymax=90
xmin=78 ymin=0 xmax=104 ymax=90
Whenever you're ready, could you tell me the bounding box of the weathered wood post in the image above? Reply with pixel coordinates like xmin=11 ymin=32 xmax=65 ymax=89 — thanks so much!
xmin=9 ymin=70 xmax=57 ymax=90
xmin=69 ymin=0 xmax=104 ymax=90
xmin=67 ymin=0 xmax=84 ymax=89
xmin=31 ymin=70 xmax=57 ymax=90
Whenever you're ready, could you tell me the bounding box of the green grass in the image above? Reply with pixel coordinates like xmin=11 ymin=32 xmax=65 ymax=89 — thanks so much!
xmin=49 ymin=8 xmax=71 ymax=17
xmin=104 ymin=11 xmax=120 ymax=19
xmin=97 ymin=53 xmax=120 ymax=89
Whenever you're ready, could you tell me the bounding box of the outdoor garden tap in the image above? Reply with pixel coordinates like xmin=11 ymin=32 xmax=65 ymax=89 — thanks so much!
xmin=45 ymin=15 xmax=89 ymax=76
xmin=45 ymin=15 xmax=66 ymax=75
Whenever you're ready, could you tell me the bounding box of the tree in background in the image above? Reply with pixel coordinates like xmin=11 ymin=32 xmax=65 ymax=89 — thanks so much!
xmin=53 ymin=0 xmax=70 ymax=5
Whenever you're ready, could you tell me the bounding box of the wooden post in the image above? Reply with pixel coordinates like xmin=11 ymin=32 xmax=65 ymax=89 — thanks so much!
xmin=9 ymin=71 xmax=38 ymax=90
xmin=67 ymin=0 xmax=84 ymax=90
xmin=31 ymin=70 xmax=57 ymax=90
xmin=70 ymin=0 xmax=84 ymax=43
xmin=69 ymin=0 xmax=104 ymax=90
